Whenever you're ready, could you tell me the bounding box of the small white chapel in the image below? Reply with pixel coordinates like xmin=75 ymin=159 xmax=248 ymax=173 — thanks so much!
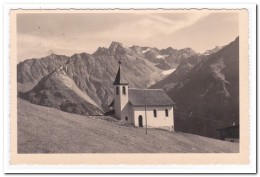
xmin=109 ymin=61 xmax=175 ymax=128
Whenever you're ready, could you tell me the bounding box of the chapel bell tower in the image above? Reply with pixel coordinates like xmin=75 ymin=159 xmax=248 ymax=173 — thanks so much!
xmin=113 ymin=61 xmax=129 ymax=120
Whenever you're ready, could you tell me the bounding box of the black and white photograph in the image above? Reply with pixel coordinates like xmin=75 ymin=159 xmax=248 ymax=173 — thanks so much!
xmin=6 ymin=7 xmax=254 ymax=169
xmin=15 ymin=10 xmax=242 ymax=154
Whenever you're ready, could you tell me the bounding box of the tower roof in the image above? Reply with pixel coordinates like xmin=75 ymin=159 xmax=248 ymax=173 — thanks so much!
xmin=113 ymin=61 xmax=128 ymax=85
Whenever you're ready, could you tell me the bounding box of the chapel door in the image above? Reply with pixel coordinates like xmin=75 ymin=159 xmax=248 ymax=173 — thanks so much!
xmin=138 ymin=115 xmax=143 ymax=127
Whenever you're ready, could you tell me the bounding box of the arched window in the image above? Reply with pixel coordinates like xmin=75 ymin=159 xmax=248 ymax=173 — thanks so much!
xmin=125 ymin=116 xmax=128 ymax=121
xmin=153 ymin=109 xmax=157 ymax=117
xmin=122 ymin=86 xmax=126 ymax=95
xmin=165 ymin=109 xmax=169 ymax=117
xmin=116 ymin=86 xmax=119 ymax=95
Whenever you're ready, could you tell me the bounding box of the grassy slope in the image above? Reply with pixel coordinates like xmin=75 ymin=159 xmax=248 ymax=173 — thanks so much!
xmin=18 ymin=98 xmax=239 ymax=153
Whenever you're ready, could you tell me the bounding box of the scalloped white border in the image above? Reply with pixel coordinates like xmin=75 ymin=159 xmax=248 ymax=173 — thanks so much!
xmin=2 ymin=3 xmax=256 ymax=174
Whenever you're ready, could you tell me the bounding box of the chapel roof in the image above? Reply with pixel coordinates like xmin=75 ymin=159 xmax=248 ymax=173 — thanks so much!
xmin=128 ymin=88 xmax=175 ymax=107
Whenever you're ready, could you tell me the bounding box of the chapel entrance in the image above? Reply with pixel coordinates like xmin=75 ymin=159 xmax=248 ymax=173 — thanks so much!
xmin=138 ymin=115 xmax=143 ymax=127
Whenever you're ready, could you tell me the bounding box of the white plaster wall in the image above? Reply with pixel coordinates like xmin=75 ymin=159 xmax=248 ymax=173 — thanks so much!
xmin=114 ymin=85 xmax=128 ymax=120
xmin=128 ymin=104 xmax=135 ymax=125
xmin=133 ymin=106 xmax=174 ymax=127
xmin=114 ymin=86 xmax=121 ymax=119
xmin=121 ymin=103 xmax=131 ymax=123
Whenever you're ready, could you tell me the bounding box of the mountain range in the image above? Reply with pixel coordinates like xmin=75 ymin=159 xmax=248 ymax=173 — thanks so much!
xmin=17 ymin=38 xmax=238 ymax=138
xmin=18 ymin=41 xmax=202 ymax=114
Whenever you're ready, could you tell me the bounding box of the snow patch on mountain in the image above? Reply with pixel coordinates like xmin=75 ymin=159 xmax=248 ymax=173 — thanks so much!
xmin=202 ymin=46 xmax=224 ymax=55
xmin=161 ymin=68 xmax=176 ymax=75
xmin=156 ymin=54 xmax=169 ymax=59
xmin=142 ymin=48 xmax=150 ymax=53
xmin=122 ymin=44 xmax=129 ymax=49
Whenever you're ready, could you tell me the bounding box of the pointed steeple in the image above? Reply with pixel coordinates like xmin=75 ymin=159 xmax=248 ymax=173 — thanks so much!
xmin=113 ymin=61 xmax=128 ymax=85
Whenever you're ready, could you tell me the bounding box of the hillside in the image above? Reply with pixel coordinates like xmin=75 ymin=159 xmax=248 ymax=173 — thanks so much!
xmin=151 ymin=37 xmax=239 ymax=139
xmin=19 ymin=68 xmax=103 ymax=116
xmin=18 ymin=98 xmax=238 ymax=153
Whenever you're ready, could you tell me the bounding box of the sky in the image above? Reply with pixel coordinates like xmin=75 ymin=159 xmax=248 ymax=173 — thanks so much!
xmin=17 ymin=11 xmax=239 ymax=62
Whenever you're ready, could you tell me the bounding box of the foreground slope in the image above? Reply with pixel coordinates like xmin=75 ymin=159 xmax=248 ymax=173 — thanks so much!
xmin=18 ymin=98 xmax=238 ymax=153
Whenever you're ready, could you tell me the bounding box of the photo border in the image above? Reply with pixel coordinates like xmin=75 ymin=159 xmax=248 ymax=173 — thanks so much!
xmin=3 ymin=3 xmax=257 ymax=174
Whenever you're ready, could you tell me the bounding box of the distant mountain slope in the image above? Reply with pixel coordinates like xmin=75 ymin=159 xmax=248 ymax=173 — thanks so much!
xmin=20 ymin=68 xmax=103 ymax=116
xmin=18 ymin=98 xmax=239 ymax=153
xmin=151 ymin=37 xmax=239 ymax=138
xmin=150 ymin=54 xmax=207 ymax=91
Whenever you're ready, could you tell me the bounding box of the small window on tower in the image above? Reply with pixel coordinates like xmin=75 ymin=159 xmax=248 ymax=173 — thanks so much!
xmin=116 ymin=86 xmax=119 ymax=95
xmin=123 ymin=86 xmax=126 ymax=95
xmin=125 ymin=116 xmax=128 ymax=121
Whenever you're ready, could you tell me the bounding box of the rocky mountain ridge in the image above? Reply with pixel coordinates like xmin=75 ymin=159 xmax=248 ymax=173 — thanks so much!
xmin=202 ymin=45 xmax=225 ymax=55
xmin=18 ymin=42 xmax=178 ymax=114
